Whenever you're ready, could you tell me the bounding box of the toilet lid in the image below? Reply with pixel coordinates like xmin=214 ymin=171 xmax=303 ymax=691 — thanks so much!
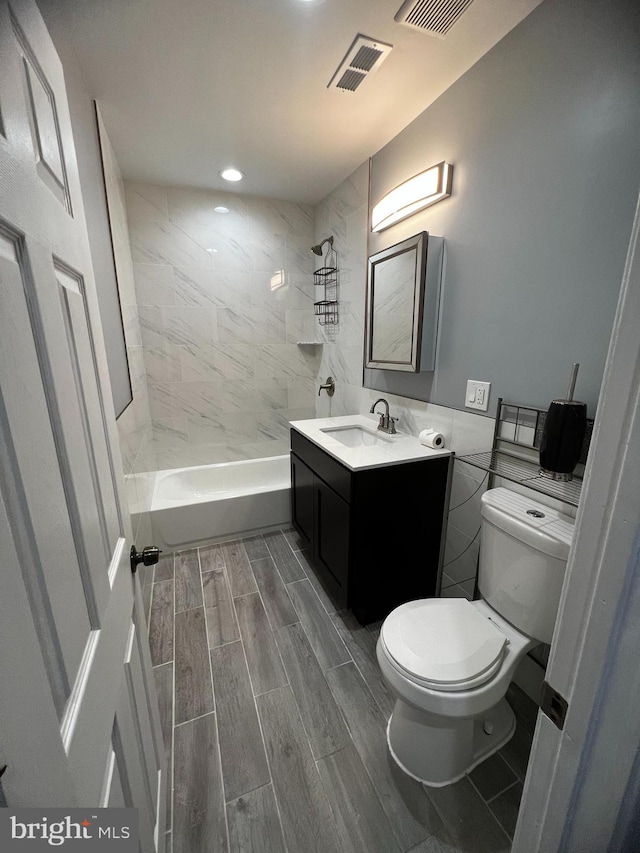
xmin=381 ymin=599 xmax=507 ymax=690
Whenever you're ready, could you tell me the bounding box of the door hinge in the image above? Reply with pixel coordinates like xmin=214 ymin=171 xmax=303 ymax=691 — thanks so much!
xmin=540 ymin=680 xmax=568 ymax=730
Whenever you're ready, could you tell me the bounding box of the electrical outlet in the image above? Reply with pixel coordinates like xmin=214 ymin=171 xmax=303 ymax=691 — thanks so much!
xmin=465 ymin=380 xmax=491 ymax=411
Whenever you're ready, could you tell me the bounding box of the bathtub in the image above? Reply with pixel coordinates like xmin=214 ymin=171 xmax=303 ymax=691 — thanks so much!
xmin=149 ymin=455 xmax=291 ymax=550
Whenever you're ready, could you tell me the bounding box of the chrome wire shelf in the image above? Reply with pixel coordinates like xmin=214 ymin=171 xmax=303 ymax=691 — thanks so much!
xmin=457 ymin=397 xmax=591 ymax=508
xmin=314 ymin=299 xmax=338 ymax=326
xmin=459 ymin=449 xmax=583 ymax=507
xmin=313 ymin=266 xmax=338 ymax=281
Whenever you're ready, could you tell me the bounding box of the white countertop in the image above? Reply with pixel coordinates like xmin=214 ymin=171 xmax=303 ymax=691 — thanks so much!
xmin=289 ymin=414 xmax=451 ymax=472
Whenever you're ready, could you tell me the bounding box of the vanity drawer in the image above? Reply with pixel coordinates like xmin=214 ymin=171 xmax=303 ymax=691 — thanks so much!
xmin=290 ymin=429 xmax=351 ymax=503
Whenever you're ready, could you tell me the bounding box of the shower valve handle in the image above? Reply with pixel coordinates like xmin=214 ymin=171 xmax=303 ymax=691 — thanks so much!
xmin=318 ymin=376 xmax=336 ymax=397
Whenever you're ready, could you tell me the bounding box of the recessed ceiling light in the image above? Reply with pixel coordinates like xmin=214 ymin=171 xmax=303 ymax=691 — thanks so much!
xmin=214 ymin=206 xmax=230 ymax=213
xmin=219 ymin=168 xmax=244 ymax=182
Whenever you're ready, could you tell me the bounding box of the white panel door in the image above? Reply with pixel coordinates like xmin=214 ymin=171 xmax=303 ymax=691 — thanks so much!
xmin=0 ymin=2 xmax=165 ymax=849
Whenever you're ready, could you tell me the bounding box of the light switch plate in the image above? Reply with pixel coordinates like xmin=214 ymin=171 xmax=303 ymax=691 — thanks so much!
xmin=466 ymin=380 xmax=491 ymax=411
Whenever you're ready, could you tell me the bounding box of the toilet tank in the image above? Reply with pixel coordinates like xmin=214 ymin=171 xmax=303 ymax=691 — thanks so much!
xmin=478 ymin=488 xmax=574 ymax=644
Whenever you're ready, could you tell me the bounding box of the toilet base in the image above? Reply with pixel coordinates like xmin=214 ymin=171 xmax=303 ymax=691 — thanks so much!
xmin=386 ymin=697 xmax=516 ymax=787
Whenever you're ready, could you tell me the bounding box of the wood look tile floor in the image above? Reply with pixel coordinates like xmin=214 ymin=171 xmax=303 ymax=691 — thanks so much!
xmin=145 ymin=530 xmax=534 ymax=853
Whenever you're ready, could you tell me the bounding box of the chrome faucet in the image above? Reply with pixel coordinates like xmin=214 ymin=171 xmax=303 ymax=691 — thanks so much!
xmin=370 ymin=398 xmax=397 ymax=434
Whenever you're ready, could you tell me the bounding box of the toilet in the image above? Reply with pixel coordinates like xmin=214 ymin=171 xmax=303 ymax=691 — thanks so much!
xmin=376 ymin=487 xmax=574 ymax=787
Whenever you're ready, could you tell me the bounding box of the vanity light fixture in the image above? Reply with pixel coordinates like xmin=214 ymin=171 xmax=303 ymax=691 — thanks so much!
xmin=371 ymin=161 xmax=453 ymax=232
xmin=219 ymin=167 xmax=244 ymax=182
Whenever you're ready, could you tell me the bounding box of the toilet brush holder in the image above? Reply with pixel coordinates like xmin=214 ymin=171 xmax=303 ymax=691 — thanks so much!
xmin=539 ymin=363 xmax=587 ymax=481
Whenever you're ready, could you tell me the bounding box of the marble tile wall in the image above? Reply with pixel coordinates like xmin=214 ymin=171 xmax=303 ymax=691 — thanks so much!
xmin=99 ymin=121 xmax=155 ymax=544
xmin=313 ymin=161 xmax=370 ymax=417
xmin=124 ymin=182 xmax=319 ymax=469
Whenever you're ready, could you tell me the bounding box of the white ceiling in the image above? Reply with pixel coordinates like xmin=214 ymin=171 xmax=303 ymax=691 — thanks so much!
xmin=40 ymin=0 xmax=543 ymax=204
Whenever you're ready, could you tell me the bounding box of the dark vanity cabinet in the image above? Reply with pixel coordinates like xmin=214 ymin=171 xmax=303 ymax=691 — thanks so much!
xmin=290 ymin=428 xmax=451 ymax=624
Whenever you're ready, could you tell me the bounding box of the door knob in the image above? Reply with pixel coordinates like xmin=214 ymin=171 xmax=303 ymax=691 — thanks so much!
xmin=130 ymin=545 xmax=162 ymax=575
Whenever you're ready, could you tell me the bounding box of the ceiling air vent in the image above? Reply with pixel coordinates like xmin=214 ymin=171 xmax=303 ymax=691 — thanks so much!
xmin=328 ymin=34 xmax=393 ymax=93
xmin=395 ymin=0 xmax=476 ymax=37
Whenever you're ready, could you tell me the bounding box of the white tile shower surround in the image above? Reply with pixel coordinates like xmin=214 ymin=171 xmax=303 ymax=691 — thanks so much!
xmin=143 ymin=529 xmax=535 ymax=853
xmin=124 ymin=181 xmax=320 ymax=469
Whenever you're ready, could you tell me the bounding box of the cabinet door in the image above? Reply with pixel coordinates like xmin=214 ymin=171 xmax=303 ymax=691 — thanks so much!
xmin=314 ymin=478 xmax=350 ymax=606
xmin=291 ymin=453 xmax=314 ymax=549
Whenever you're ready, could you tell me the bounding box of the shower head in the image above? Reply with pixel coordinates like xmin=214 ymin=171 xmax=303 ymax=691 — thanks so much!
xmin=311 ymin=236 xmax=334 ymax=256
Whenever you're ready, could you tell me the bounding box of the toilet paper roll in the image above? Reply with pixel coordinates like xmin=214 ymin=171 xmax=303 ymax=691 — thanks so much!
xmin=418 ymin=429 xmax=445 ymax=449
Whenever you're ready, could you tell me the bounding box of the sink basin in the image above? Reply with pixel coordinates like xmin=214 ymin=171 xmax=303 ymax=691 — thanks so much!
xmin=320 ymin=425 xmax=392 ymax=448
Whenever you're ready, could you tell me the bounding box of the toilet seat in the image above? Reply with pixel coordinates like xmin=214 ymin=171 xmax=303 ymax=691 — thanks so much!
xmin=381 ymin=598 xmax=508 ymax=693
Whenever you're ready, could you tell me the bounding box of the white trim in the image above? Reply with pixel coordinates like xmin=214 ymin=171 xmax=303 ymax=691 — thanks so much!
xmin=514 ymin=186 xmax=640 ymax=849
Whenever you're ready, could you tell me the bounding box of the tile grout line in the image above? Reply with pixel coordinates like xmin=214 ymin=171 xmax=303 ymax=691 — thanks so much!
xmin=233 ymin=541 xmax=290 ymax=700
xmin=226 ymin=537 xmax=291 ymax=852
xmin=269 ymin=617 xmax=346 ymax=846
xmin=219 ymin=552 xmax=243 ymax=648
xmin=173 ymin=603 xmax=205 ymax=616
xmin=500 ymin=748 xmax=527 ymax=781
xmin=173 ymin=709 xmax=216 ymax=729
xmin=327 ymin=612 xmax=392 ymax=721
xmin=454 ymin=774 xmax=514 ymax=846
xmin=281 ymin=529 xmax=339 ymax=619
xmin=484 ymin=776 xmax=522 ymax=806
xmin=293 ymin=578 xmax=354 ymax=669
xmin=272 ymin=622 xmax=326 ymax=764
xmin=263 ymin=531 xmax=307 ymax=589
xmin=210 ymin=538 xmax=288 ymax=847
xmin=248 ymin=557 xmax=299 ymax=634
xmin=222 ymin=780 xmax=275 ymax=809
xmin=237 ymin=540 xmax=292 ymax=682
xmin=196 ymin=545 xmax=230 ymax=853
xmin=232 ymin=590 xmax=260 ymax=602
xmin=208 ymin=636 xmax=245 ymax=652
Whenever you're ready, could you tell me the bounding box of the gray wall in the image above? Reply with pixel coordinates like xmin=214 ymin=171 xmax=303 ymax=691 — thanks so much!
xmin=365 ymin=0 xmax=640 ymax=417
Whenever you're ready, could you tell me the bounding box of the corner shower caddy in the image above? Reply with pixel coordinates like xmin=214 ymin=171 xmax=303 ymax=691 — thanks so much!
xmin=458 ymin=398 xmax=593 ymax=508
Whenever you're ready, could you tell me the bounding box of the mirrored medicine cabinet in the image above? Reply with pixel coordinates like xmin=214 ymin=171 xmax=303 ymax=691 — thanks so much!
xmin=364 ymin=231 xmax=443 ymax=373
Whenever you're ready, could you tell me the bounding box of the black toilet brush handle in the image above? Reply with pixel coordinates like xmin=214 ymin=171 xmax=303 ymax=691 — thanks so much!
xmin=566 ymin=362 xmax=579 ymax=402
